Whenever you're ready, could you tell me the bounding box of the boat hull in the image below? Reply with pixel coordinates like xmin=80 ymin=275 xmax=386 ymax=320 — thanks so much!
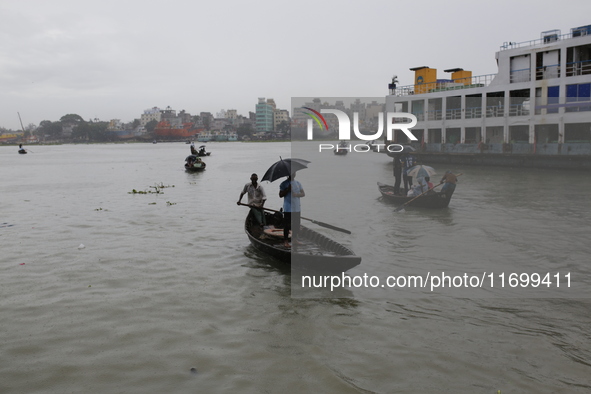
xmin=245 ymin=211 xmax=361 ymax=273
xmin=377 ymin=182 xmax=453 ymax=208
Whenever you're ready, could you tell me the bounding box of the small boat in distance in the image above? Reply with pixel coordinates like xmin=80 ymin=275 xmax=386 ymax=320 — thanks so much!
xmin=334 ymin=141 xmax=349 ymax=155
xmin=196 ymin=145 xmax=211 ymax=156
xmin=244 ymin=210 xmax=361 ymax=273
xmin=17 ymin=114 xmax=28 ymax=154
xmin=377 ymin=182 xmax=455 ymax=209
xmin=184 ymin=155 xmax=206 ymax=172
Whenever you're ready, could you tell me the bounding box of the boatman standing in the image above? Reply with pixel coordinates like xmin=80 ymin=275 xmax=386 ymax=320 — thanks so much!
xmin=440 ymin=171 xmax=458 ymax=196
xmin=238 ymin=173 xmax=267 ymax=226
xmin=279 ymin=172 xmax=305 ymax=248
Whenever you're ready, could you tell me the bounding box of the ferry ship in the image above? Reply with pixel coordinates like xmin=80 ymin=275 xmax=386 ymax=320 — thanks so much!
xmin=214 ymin=131 xmax=229 ymax=142
xmin=386 ymin=24 xmax=591 ymax=168
xmin=197 ymin=131 xmax=213 ymax=142
xmin=153 ymin=121 xmax=203 ymax=139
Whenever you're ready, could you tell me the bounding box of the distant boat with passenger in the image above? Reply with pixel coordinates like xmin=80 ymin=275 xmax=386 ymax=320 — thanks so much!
xmin=377 ymin=182 xmax=455 ymax=209
xmin=184 ymin=155 xmax=206 ymax=172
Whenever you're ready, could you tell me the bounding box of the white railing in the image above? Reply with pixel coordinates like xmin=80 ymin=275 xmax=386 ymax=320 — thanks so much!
xmin=500 ymin=31 xmax=578 ymax=51
xmin=566 ymin=60 xmax=591 ymax=76
xmin=391 ymin=74 xmax=496 ymax=97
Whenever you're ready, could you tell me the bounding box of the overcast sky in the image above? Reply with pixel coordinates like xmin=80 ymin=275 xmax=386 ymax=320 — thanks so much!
xmin=1 ymin=0 xmax=590 ymax=130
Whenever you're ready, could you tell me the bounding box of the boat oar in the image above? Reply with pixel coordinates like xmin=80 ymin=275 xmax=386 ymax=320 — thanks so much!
xmin=238 ymin=203 xmax=351 ymax=234
xmin=394 ymin=173 xmax=463 ymax=212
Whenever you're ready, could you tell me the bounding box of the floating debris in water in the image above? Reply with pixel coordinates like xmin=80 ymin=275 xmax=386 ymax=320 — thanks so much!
xmin=129 ymin=183 xmax=175 ymax=195
xmin=78 ymin=244 xmax=85 ymax=249
xmin=190 ymin=367 xmax=198 ymax=375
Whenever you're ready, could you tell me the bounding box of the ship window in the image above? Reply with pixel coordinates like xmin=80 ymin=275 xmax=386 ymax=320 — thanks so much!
xmin=547 ymin=86 xmax=560 ymax=114
xmin=509 ymin=89 xmax=530 ymax=116
xmin=465 ymin=94 xmax=482 ymax=119
xmin=485 ymin=126 xmax=504 ymax=144
xmin=445 ymin=128 xmax=461 ymax=144
xmin=428 ymin=128 xmax=442 ymax=143
xmin=427 ymin=98 xmax=442 ymax=121
xmin=566 ymin=44 xmax=591 ymax=76
xmin=566 ymin=83 xmax=591 ymax=112
xmin=465 ymin=127 xmax=481 ymax=144
xmin=509 ymin=125 xmax=529 ymax=143
xmin=510 ymin=54 xmax=531 ymax=83
xmin=535 ymin=124 xmax=559 ymax=143
xmin=564 ymin=123 xmax=591 ymax=142
xmin=486 ymin=91 xmax=505 ymax=117
xmin=535 ymin=50 xmax=560 ymax=80
xmin=411 ymin=100 xmax=425 ymax=121
xmin=445 ymin=96 xmax=462 ymax=120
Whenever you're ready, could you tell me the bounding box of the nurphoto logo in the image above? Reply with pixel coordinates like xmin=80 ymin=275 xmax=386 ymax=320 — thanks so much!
xmin=302 ymin=107 xmax=418 ymax=153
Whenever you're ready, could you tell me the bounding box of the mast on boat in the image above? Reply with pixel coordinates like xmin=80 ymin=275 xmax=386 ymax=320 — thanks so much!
xmin=17 ymin=112 xmax=26 ymax=133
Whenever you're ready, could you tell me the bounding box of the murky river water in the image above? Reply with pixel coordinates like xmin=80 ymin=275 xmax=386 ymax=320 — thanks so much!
xmin=1 ymin=142 xmax=590 ymax=393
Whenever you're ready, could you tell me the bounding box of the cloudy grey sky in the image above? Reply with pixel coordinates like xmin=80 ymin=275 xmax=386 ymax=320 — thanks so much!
xmin=1 ymin=0 xmax=590 ymax=130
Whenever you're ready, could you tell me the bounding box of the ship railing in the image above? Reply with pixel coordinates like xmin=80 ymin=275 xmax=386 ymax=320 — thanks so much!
xmin=426 ymin=109 xmax=443 ymax=121
xmin=566 ymin=59 xmax=591 ymax=76
xmin=445 ymin=108 xmax=462 ymax=120
xmin=485 ymin=105 xmax=505 ymax=118
xmin=508 ymin=103 xmax=531 ymax=117
xmin=535 ymin=64 xmax=560 ymax=80
xmin=412 ymin=112 xmax=425 ymax=122
xmin=465 ymin=107 xmax=482 ymax=119
xmin=500 ymin=31 xmax=576 ymax=51
xmin=391 ymin=74 xmax=496 ymax=97
xmin=510 ymin=68 xmax=531 ymax=83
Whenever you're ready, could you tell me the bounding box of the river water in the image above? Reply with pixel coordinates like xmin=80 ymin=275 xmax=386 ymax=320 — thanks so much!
xmin=1 ymin=142 xmax=590 ymax=393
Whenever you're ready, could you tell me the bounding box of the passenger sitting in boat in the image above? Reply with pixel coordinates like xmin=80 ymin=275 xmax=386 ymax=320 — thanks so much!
xmin=199 ymin=147 xmax=206 ymax=155
xmin=409 ymin=183 xmax=425 ymax=197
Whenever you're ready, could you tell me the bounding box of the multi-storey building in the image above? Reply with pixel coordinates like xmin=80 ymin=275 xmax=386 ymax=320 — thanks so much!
xmin=256 ymin=98 xmax=274 ymax=132
xmin=140 ymin=107 xmax=162 ymax=126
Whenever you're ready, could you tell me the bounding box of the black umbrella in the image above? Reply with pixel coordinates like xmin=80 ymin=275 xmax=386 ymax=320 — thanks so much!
xmin=199 ymin=145 xmax=206 ymax=148
xmin=261 ymin=157 xmax=311 ymax=182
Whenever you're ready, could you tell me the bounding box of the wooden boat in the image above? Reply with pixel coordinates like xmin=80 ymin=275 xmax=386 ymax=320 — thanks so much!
xmin=334 ymin=141 xmax=349 ymax=155
xmin=377 ymin=182 xmax=454 ymax=209
xmin=184 ymin=155 xmax=206 ymax=172
xmin=18 ymin=149 xmax=27 ymax=154
xmin=244 ymin=210 xmax=361 ymax=273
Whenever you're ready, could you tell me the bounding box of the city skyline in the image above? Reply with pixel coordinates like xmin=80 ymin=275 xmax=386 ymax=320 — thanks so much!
xmin=2 ymin=0 xmax=590 ymax=130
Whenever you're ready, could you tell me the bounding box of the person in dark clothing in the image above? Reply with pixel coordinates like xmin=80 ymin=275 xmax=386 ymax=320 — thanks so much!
xmin=392 ymin=154 xmax=402 ymax=195
xmin=402 ymin=153 xmax=416 ymax=194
